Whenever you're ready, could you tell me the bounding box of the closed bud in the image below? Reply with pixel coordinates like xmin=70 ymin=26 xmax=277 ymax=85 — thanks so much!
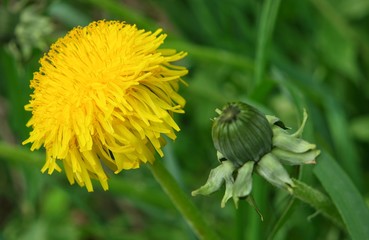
xmin=212 ymin=102 xmax=273 ymax=166
xmin=194 ymin=102 xmax=319 ymax=210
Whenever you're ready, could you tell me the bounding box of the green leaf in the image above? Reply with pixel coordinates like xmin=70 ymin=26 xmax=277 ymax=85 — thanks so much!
xmin=48 ymin=1 xmax=92 ymax=28
xmin=324 ymin=98 xmax=362 ymax=189
xmin=253 ymin=0 xmax=281 ymax=89
xmin=350 ymin=115 xmax=369 ymax=142
xmin=313 ymin=152 xmax=369 ymax=240
xmin=315 ymin=20 xmax=359 ymax=81
xmin=80 ymin=0 xmax=157 ymax=30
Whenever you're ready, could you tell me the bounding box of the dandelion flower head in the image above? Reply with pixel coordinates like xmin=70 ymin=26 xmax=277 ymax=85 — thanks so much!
xmin=23 ymin=20 xmax=188 ymax=191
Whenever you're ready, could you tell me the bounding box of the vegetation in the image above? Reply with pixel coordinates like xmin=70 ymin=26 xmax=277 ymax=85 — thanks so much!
xmin=1 ymin=0 xmax=369 ymax=239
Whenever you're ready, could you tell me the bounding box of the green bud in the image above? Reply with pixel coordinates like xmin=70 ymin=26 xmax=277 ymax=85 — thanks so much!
xmin=212 ymin=102 xmax=273 ymax=166
xmin=193 ymin=102 xmax=320 ymax=209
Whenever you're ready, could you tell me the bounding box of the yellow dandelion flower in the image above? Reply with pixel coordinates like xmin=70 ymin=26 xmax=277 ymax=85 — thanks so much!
xmin=22 ymin=20 xmax=188 ymax=192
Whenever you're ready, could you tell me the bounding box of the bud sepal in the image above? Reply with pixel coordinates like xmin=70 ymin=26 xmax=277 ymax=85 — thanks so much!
xmin=256 ymin=153 xmax=294 ymax=193
xmin=191 ymin=157 xmax=235 ymax=199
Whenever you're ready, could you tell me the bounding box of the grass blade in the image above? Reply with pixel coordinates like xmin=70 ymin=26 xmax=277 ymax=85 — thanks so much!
xmin=253 ymin=0 xmax=281 ymax=90
xmin=313 ymin=152 xmax=369 ymax=240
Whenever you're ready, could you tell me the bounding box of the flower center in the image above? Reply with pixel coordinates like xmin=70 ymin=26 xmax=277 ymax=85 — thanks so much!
xmin=219 ymin=104 xmax=241 ymax=123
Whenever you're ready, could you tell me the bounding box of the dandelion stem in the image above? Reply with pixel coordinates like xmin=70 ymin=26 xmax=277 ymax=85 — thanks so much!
xmin=148 ymin=160 xmax=220 ymax=240
xmin=0 ymin=141 xmax=43 ymax=166
xmin=291 ymin=178 xmax=345 ymax=229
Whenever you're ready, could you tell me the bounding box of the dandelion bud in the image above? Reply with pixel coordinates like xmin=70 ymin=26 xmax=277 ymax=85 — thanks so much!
xmin=194 ymin=101 xmax=320 ymax=209
xmin=212 ymin=102 xmax=273 ymax=166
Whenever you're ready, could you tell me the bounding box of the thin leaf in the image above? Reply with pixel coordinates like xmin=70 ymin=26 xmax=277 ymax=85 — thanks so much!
xmin=80 ymin=0 xmax=157 ymax=30
xmin=313 ymin=152 xmax=369 ymax=240
xmin=253 ymin=0 xmax=281 ymax=89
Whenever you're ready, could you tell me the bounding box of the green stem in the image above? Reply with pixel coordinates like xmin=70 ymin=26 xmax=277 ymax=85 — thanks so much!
xmin=267 ymin=195 xmax=296 ymax=240
xmin=267 ymin=166 xmax=303 ymax=240
xmin=245 ymin=177 xmax=267 ymax=240
xmin=235 ymin=201 xmax=246 ymax=240
xmin=0 ymin=141 xmax=43 ymax=166
xmin=291 ymin=178 xmax=344 ymax=229
xmin=148 ymin=160 xmax=220 ymax=240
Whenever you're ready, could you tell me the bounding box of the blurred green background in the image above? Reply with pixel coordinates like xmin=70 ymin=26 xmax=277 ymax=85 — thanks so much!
xmin=1 ymin=0 xmax=369 ymax=239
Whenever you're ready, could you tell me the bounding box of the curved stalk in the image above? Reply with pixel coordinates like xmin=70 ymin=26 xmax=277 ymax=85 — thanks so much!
xmin=148 ymin=160 xmax=220 ymax=240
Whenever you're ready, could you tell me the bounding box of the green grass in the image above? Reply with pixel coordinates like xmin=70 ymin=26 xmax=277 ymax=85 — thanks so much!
xmin=1 ymin=0 xmax=369 ymax=239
